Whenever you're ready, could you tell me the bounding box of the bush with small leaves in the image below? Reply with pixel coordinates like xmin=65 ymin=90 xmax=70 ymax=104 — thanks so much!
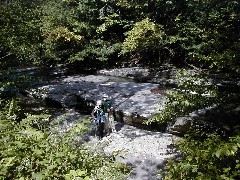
xmin=0 ymin=99 xmax=130 ymax=179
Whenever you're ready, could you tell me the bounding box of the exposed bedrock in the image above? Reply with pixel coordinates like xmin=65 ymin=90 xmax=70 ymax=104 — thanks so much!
xmin=28 ymin=74 xmax=166 ymax=129
xmin=27 ymin=67 xmax=240 ymax=134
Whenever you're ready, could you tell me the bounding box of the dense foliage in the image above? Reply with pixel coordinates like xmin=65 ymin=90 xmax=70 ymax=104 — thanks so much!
xmin=0 ymin=0 xmax=239 ymax=71
xmin=0 ymin=99 xmax=129 ymax=179
xmin=163 ymin=132 xmax=240 ymax=180
xmin=0 ymin=0 xmax=240 ymax=179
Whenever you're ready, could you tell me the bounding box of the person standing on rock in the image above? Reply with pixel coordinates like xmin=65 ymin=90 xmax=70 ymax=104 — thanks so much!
xmin=91 ymin=100 xmax=105 ymax=140
xmin=101 ymin=94 xmax=115 ymax=135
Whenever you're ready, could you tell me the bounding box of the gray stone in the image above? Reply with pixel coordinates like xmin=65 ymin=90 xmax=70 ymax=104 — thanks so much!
xmin=44 ymin=94 xmax=63 ymax=108
xmin=62 ymin=94 xmax=77 ymax=108
xmin=167 ymin=117 xmax=193 ymax=135
xmin=99 ymin=67 xmax=150 ymax=78
xmin=29 ymin=75 xmax=165 ymax=127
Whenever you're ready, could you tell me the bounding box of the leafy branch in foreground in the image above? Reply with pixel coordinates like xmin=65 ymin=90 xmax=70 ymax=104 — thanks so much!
xmin=0 ymin=100 xmax=130 ymax=179
xmin=162 ymin=132 xmax=240 ymax=180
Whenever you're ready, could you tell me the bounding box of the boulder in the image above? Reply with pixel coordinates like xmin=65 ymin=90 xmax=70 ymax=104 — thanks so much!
xmin=167 ymin=117 xmax=193 ymax=135
xmin=29 ymin=74 xmax=165 ymax=128
xmin=168 ymin=104 xmax=240 ymax=136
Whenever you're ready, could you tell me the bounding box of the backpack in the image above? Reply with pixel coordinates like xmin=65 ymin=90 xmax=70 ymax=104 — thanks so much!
xmin=101 ymin=99 xmax=112 ymax=113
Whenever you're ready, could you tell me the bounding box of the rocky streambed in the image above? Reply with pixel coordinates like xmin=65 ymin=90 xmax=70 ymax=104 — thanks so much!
xmin=28 ymin=68 xmax=168 ymax=128
xmin=26 ymin=66 xmax=240 ymax=137
xmin=49 ymin=110 xmax=178 ymax=180
xmin=23 ymin=66 xmax=239 ymax=179
xmin=24 ymin=66 xmax=179 ymax=179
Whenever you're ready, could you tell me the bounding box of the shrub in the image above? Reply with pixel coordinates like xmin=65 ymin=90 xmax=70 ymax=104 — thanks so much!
xmin=162 ymin=132 xmax=240 ymax=180
xmin=0 ymin=100 xmax=130 ymax=179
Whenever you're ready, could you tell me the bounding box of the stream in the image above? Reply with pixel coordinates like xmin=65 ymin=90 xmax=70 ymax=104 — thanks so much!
xmin=3 ymin=66 xmax=240 ymax=179
xmin=16 ymin=66 xmax=178 ymax=180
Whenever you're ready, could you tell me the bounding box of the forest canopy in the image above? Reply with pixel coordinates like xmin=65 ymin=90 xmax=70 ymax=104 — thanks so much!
xmin=0 ymin=0 xmax=239 ymax=72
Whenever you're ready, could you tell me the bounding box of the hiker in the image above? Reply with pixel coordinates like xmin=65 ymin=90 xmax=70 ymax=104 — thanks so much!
xmin=91 ymin=100 xmax=105 ymax=140
xmin=101 ymin=94 xmax=115 ymax=134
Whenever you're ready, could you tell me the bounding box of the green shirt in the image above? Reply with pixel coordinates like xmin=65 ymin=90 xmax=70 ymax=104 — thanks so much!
xmin=101 ymin=99 xmax=112 ymax=113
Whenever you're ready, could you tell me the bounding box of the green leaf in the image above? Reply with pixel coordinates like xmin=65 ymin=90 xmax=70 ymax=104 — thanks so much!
xmin=5 ymin=156 xmax=16 ymax=166
xmin=32 ymin=172 xmax=45 ymax=180
xmin=69 ymin=170 xmax=77 ymax=176
xmin=48 ymin=165 xmax=57 ymax=170
xmin=76 ymin=169 xmax=87 ymax=176
xmin=33 ymin=149 xmax=43 ymax=155
xmin=215 ymin=149 xmax=222 ymax=158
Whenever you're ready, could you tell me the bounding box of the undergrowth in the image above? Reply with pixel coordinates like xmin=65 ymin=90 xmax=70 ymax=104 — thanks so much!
xmin=162 ymin=130 xmax=240 ymax=180
xmin=0 ymin=98 xmax=130 ymax=179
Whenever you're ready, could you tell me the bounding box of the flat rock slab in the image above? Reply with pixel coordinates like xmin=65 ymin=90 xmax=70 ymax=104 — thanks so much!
xmin=30 ymin=75 xmax=166 ymax=125
xmin=99 ymin=67 xmax=150 ymax=77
